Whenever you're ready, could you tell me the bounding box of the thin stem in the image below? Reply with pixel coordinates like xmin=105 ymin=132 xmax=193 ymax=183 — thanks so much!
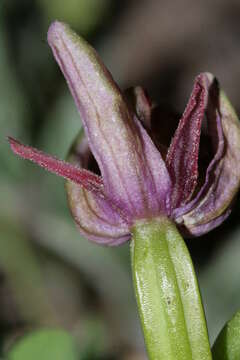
xmin=130 ymin=217 xmax=212 ymax=360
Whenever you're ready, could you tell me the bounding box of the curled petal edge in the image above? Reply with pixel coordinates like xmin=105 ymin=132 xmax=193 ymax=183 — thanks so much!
xmin=66 ymin=131 xmax=131 ymax=245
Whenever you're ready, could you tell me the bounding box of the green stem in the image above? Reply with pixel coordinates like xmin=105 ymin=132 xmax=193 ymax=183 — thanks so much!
xmin=130 ymin=217 xmax=212 ymax=360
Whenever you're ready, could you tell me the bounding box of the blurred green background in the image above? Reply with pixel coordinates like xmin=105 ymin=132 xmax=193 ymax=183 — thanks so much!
xmin=1 ymin=0 xmax=240 ymax=359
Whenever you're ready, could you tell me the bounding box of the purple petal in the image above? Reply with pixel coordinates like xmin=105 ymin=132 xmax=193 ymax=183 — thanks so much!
xmin=177 ymin=208 xmax=231 ymax=238
xmin=66 ymin=182 xmax=131 ymax=245
xmin=48 ymin=22 xmax=171 ymax=219
xmin=166 ymin=74 xmax=207 ymax=209
xmin=66 ymin=131 xmax=130 ymax=245
xmin=175 ymin=73 xmax=240 ymax=236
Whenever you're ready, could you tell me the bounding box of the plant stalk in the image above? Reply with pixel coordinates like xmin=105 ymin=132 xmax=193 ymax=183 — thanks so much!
xmin=130 ymin=217 xmax=212 ymax=360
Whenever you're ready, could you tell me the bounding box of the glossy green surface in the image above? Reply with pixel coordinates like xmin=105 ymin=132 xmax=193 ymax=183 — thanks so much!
xmin=131 ymin=218 xmax=212 ymax=360
xmin=212 ymin=310 xmax=240 ymax=360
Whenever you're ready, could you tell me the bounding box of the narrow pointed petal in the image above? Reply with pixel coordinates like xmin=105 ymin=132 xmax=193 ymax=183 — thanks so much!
xmin=8 ymin=137 xmax=103 ymax=194
xmin=175 ymin=73 xmax=240 ymax=236
xmin=48 ymin=22 xmax=171 ymax=219
xmin=166 ymin=74 xmax=207 ymax=209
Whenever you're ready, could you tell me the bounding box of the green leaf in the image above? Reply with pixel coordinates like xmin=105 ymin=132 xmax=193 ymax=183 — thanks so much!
xmin=7 ymin=329 xmax=79 ymax=360
xmin=212 ymin=310 xmax=240 ymax=360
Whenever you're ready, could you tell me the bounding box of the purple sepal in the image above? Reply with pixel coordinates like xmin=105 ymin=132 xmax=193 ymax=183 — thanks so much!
xmin=48 ymin=21 xmax=171 ymax=221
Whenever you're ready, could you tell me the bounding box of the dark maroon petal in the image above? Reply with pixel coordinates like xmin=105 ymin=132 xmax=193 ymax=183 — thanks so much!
xmin=173 ymin=110 xmax=224 ymax=220
xmin=174 ymin=73 xmax=240 ymax=236
xmin=8 ymin=137 xmax=103 ymax=194
xmin=166 ymin=74 xmax=207 ymax=210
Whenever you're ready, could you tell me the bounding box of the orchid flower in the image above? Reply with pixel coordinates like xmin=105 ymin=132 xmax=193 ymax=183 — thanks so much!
xmin=8 ymin=22 xmax=240 ymax=360
xmin=8 ymin=22 xmax=240 ymax=245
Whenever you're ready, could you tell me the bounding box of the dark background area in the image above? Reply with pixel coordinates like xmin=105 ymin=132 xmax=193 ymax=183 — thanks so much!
xmin=1 ymin=0 xmax=240 ymax=358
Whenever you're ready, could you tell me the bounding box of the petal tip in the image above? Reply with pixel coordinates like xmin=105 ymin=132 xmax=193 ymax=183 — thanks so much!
xmin=8 ymin=136 xmax=21 ymax=156
xmin=198 ymin=72 xmax=215 ymax=85
xmin=47 ymin=21 xmax=89 ymax=60
xmin=47 ymin=21 xmax=69 ymax=46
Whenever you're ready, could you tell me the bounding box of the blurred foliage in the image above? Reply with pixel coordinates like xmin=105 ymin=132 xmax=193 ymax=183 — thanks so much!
xmin=0 ymin=22 xmax=30 ymax=179
xmin=0 ymin=0 xmax=240 ymax=359
xmin=6 ymin=329 xmax=79 ymax=360
xmin=199 ymin=224 xmax=240 ymax=345
xmin=0 ymin=220 xmax=56 ymax=326
xmin=212 ymin=310 xmax=240 ymax=360
xmin=37 ymin=0 xmax=112 ymax=35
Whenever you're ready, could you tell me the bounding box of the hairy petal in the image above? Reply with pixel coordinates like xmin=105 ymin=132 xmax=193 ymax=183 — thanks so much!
xmin=176 ymin=73 xmax=240 ymax=236
xmin=166 ymin=74 xmax=207 ymax=209
xmin=48 ymin=21 xmax=171 ymax=219
xmin=8 ymin=136 xmax=103 ymax=194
